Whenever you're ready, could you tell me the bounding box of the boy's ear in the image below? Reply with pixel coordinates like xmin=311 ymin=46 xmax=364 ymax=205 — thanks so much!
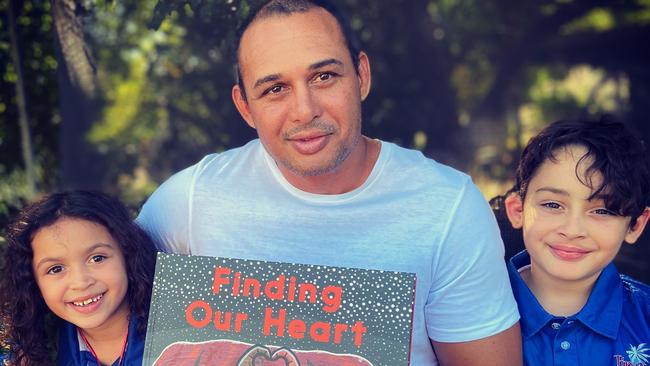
xmin=504 ymin=194 xmax=524 ymax=229
xmin=624 ymin=207 xmax=650 ymax=244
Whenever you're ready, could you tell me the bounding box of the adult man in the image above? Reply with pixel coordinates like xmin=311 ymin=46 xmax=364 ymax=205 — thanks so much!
xmin=137 ymin=1 xmax=522 ymax=364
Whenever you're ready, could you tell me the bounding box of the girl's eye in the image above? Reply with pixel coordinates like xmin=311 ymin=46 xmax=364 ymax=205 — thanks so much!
xmin=46 ymin=265 xmax=63 ymax=275
xmin=90 ymin=255 xmax=107 ymax=263
xmin=541 ymin=202 xmax=561 ymax=209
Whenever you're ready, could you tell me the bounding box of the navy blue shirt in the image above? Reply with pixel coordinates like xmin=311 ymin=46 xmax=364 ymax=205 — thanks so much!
xmin=508 ymin=250 xmax=650 ymax=366
xmin=57 ymin=316 xmax=144 ymax=366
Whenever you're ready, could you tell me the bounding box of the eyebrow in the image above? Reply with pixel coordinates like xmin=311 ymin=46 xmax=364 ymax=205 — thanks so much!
xmin=34 ymin=242 xmax=116 ymax=271
xmin=252 ymin=58 xmax=344 ymax=90
xmin=534 ymin=187 xmax=569 ymax=196
xmin=309 ymin=58 xmax=343 ymax=70
xmin=253 ymin=74 xmax=281 ymax=89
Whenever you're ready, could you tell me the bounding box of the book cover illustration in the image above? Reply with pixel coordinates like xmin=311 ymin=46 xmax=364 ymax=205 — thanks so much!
xmin=143 ymin=253 xmax=416 ymax=366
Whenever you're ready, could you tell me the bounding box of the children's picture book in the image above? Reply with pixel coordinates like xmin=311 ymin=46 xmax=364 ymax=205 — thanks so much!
xmin=143 ymin=253 xmax=417 ymax=366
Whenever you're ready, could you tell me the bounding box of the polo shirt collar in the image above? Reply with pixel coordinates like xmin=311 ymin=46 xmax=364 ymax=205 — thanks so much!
xmin=508 ymin=250 xmax=553 ymax=338
xmin=575 ymin=261 xmax=622 ymax=339
xmin=508 ymin=250 xmax=622 ymax=340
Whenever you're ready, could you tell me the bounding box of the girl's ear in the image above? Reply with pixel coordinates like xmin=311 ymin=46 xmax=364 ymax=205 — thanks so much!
xmin=624 ymin=207 xmax=650 ymax=244
xmin=504 ymin=193 xmax=524 ymax=229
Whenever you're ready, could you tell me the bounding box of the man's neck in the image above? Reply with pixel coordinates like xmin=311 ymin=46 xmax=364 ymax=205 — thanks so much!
xmin=280 ymin=136 xmax=381 ymax=195
xmin=521 ymin=266 xmax=598 ymax=317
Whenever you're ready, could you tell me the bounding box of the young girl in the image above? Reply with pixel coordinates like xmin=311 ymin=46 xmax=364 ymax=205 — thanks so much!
xmin=0 ymin=191 xmax=157 ymax=365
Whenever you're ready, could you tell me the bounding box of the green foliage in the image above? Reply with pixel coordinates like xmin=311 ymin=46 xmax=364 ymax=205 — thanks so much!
xmin=1 ymin=0 xmax=650 ymax=205
xmin=0 ymin=0 xmax=59 ymax=194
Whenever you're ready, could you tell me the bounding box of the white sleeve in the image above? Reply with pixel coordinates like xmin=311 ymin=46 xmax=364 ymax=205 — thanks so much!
xmin=425 ymin=178 xmax=520 ymax=342
xmin=136 ymin=165 xmax=195 ymax=254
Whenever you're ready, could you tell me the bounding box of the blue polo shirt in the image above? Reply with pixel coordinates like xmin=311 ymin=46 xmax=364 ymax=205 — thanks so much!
xmin=508 ymin=250 xmax=650 ymax=366
xmin=57 ymin=316 xmax=144 ymax=366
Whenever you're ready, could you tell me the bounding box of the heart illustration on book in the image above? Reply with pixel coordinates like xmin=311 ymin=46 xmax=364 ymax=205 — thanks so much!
xmin=237 ymin=345 xmax=300 ymax=366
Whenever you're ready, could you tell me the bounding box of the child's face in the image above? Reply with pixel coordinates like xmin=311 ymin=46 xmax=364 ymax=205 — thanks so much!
xmin=505 ymin=145 xmax=649 ymax=287
xmin=31 ymin=217 xmax=130 ymax=334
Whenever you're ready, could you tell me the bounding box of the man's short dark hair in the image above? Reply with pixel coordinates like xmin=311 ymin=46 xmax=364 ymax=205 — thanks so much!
xmin=234 ymin=0 xmax=361 ymax=101
xmin=512 ymin=118 xmax=650 ymax=227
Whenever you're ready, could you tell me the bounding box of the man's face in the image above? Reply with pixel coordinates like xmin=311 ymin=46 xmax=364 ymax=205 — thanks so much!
xmin=232 ymin=8 xmax=371 ymax=182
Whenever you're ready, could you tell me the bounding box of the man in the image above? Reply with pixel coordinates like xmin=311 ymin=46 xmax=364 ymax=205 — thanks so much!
xmin=137 ymin=1 xmax=522 ymax=364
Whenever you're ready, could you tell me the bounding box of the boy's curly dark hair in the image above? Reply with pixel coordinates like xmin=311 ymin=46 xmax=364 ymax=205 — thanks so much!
xmin=512 ymin=118 xmax=650 ymax=227
xmin=0 ymin=191 xmax=157 ymax=365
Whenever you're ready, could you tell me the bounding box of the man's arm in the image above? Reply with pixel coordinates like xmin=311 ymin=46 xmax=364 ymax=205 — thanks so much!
xmin=432 ymin=323 xmax=522 ymax=366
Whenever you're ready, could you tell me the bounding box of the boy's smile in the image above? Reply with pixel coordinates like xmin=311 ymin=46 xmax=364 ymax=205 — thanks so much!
xmin=506 ymin=145 xmax=648 ymax=292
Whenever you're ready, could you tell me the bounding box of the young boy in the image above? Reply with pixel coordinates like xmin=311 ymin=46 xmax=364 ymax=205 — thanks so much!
xmin=503 ymin=119 xmax=650 ymax=366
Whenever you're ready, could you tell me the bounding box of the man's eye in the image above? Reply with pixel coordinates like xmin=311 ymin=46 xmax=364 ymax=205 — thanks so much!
xmin=318 ymin=72 xmax=332 ymax=81
xmin=265 ymin=85 xmax=284 ymax=95
xmin=90 ymin=255 xmax=107 ymax=263
xmin=46 ymin=265 xmax=63 ymax=275
xmin=315 ymin=72 xmax=336 ymax=82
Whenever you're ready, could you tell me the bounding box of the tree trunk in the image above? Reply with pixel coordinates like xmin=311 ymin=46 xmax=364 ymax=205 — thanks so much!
xmin=8 ymin=0 xmax=36 ymax=197
xmin=51 ymin=0 xmax=104 ymax=190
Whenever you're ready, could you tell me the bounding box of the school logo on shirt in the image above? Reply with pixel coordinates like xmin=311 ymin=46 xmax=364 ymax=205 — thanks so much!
xmin=615 ymin=343 xmax=650 ymax=366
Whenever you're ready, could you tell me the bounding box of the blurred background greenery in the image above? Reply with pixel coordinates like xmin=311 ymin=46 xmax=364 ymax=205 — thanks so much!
xmin=1 ymin=0 xmax=649 ymax=280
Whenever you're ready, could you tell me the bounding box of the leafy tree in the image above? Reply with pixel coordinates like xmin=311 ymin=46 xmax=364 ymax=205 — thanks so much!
xmin=2 ymin=0 xmax=650 ymax=279
xmin=0 ymin=0 xmax=58 ymax=218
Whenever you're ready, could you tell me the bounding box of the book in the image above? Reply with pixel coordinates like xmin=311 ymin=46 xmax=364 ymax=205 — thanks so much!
xmin=143 ymin=253 xmax=416 ymax=366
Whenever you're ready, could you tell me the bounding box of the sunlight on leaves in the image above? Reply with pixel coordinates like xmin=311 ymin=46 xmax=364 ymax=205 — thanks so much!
xmin=520 ymin=65 xmax=629 ymax=143
xmin=561 ymin=8 xmax=615 ymax=34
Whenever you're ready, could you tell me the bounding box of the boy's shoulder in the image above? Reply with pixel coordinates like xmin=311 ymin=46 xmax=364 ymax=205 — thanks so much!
xmin=619 ymin=274 xmax=650 ymax=309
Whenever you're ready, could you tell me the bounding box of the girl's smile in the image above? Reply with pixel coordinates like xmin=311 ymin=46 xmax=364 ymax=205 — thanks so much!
xmin=68 ymin=292 xmax=106 ymax=314
xmin=31 ymin=217 xmax=130 ymax=337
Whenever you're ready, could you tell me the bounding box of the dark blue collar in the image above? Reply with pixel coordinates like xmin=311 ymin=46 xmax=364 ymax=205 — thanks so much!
xmin=508 ymin=250 xmax=622 ymax=340
xmin=57 ymin=316 xmax=144 ymax=366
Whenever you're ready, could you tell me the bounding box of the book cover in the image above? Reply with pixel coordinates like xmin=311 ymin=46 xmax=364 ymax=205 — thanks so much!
xmin=143 ymin=253 xmax=416 ymax=365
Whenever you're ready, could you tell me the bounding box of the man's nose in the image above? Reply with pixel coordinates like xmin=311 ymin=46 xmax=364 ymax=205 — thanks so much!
xmin=289 ymin=85 xmax=322 ymax=124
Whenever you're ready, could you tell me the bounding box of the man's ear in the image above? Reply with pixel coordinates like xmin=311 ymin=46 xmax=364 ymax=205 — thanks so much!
xmin=232 ymin=84 xmax=256 ymax=129
xmin=625 ymin=208 xmax=650 ymax=244
xmin=357 ymin=51 xmax=371 ymax=101
xmin=504 ymin=193 xmax=524 ymax=229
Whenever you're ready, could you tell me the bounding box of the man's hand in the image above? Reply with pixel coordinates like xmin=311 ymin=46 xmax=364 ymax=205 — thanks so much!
xmin=431 ymin=322 xmax=522 ymax=366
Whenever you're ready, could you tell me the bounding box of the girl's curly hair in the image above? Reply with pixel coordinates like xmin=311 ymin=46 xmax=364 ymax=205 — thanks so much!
xmin=0 ymin=191 xmax=157 ymax=365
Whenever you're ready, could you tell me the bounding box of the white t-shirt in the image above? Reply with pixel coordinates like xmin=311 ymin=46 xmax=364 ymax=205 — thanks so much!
xmin=137 ymin=139 xmax=519 ymax=365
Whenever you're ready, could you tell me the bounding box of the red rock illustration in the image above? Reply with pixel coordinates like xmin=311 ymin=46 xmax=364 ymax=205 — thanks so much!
xmin=153 ymin=339 xmax=374 ymax=366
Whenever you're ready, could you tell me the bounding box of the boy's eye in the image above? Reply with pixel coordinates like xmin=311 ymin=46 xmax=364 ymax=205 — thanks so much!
xmin=593 ymin=208 xmax=617 ymax=216
xmin=90 ymin=255 xmax=107 ymax=263
xmin=46 ymin=265 xmax=64 ymax=275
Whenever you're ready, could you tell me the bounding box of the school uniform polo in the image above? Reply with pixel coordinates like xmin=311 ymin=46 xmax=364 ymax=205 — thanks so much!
xmin=508 ymin=250 xmax=650 ymax=366
xmin=57 ymin=316 xmax=144 ymax=366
